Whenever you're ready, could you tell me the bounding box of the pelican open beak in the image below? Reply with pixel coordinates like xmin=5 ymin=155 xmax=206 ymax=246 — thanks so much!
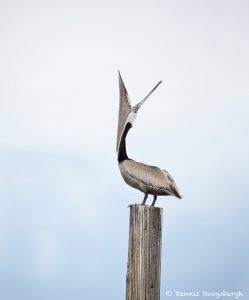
xmin=132 ymin=80 xmax=162 ymax=113
xmin=117 ymin=72 xmax=162 ymax=154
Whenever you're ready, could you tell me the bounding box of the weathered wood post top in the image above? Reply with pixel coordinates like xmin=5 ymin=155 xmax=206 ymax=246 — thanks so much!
xmin=126 ymin=204 xmax=163 ymax=300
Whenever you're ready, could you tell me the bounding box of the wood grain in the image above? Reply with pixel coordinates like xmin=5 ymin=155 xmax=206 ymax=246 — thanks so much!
xmin=126 ymin=204 xmax=163 ymax=300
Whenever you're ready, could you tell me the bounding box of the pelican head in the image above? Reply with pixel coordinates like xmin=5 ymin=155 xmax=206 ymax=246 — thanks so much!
xmin=116 ymin=72 xmax=162 ymax=156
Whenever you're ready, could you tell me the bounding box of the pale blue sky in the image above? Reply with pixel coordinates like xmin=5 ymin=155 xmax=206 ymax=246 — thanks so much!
xmin=0 ymin=0 xmax=249 ymax=299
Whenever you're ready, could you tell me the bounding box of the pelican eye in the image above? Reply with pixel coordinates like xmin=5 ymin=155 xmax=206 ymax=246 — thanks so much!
xmin=132 ymin=106 xmax=138 ymax=113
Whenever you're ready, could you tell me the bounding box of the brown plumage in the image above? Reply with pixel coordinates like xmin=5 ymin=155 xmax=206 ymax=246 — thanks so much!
xmin=119 ymin=160 xmax=182 ymax=198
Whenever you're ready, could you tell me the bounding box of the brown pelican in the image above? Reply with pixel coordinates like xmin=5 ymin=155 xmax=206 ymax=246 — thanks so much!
xmin=117 ymin=72 xmax=182 ymax=206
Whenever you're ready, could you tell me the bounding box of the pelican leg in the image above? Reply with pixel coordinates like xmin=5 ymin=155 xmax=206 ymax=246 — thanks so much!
xmin=142 ymin=193 xmax=148 ymax=205
xmin=151 ymin=195 xmax=157 ymax=207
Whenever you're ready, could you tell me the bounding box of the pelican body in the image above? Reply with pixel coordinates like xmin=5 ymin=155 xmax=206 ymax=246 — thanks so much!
xmin=117 ymin=72 xmax=182 ymax=206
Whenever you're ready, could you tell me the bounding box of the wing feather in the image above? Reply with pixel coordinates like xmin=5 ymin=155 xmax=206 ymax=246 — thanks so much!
xmin=122 ymin=159 xmax=181 ymax=198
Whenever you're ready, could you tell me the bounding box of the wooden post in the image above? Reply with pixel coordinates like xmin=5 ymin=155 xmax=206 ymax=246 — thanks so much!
xmin=126 ymin=204 xmax=163 ymax=300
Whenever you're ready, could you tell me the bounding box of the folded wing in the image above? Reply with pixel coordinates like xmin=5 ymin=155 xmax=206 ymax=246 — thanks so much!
xmin=121 ymin=159 xmax=181 ymax=198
